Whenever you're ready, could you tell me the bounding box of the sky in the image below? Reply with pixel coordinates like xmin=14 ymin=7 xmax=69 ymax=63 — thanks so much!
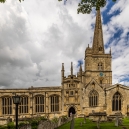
xmin=0 ymin=0 xmax=129 ymax=89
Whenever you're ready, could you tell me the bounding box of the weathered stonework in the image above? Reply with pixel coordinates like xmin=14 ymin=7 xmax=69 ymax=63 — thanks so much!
xmin=0 ymin=9 xmax=128 ymax=123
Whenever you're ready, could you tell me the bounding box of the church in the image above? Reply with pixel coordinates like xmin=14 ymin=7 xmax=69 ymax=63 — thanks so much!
xmin=0 ymin=9 xmax=129 ymax=121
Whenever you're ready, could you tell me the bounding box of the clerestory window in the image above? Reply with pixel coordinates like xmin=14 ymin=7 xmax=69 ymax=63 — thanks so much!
xmin=35 ymin=95 xmax=45 ymax=113
xmin=2 ymin=97 xmax=12 ymax=115
xmin=50 ymin=95 xmax=59 ymax=112
xmin=19 ymin=96 xmax=28 ymax=114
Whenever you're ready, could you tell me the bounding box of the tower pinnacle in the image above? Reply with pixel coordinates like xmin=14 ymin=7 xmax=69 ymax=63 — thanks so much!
xmin=92 ymin=9 xmax=104 ymax=54
xmin=71 ymin=62 xmax=73 ymax=76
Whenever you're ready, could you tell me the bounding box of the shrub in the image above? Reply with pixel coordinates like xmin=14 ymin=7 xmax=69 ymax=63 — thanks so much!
xmin=51 ymin=117 xmax=59 ymax=123
xmin=18 ymin=122 xmax=26 ymax=128
xmin=40 ymin=116 xmax=47 ymax=121
xmin=30 ymin=120 xmax=38 ymax=129
xmin=7 ymin=122 xmax=15 ymax=129
xmin=0 ymin=125 xmax=7 ymax=129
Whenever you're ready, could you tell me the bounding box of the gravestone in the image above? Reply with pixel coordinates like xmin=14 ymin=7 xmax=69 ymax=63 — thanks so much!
xmin=97 ymin=121 xmax=100 ymax=129
xmin=97 ymin=116 xmax=101 ymax=129
xmin=58 ymin=117 xmax=61 ymax=126
xmin=84 ymin=115 xmax=86 ymax=123
xmin=70 ymin=114 xmax=74 ymax=129
xmin=115 ymin=116 xmax=119 ymax=127
xmin=80 ymin=122 xmax=82 ymax=126
xmin=19 ymin=124 xmax=31 ymax=129
xmin=38 ymin=120 xmax=53 ymax=129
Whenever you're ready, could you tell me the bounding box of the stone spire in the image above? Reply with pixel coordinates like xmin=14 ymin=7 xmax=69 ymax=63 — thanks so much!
xmin=92 ymin=9 xmax=105 ymax=54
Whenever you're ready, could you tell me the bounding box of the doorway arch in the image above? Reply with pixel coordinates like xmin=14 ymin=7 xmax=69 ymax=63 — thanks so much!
xmin=68 ymin=107 xmax=76 ymax=117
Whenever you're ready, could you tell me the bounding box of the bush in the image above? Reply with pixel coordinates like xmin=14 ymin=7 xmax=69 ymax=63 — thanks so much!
xmin=0 ymin=125 xmax=7 ymax=129
xmin=51 ymin=117 xmax=59 ymax=123
xmin=30 ymin=120 xmax=38 ymax=129
xmin=18 ymin=122 xmax=26 ymax=128
xmin=40 ymin=116 xmax=47 ymax=121
xmin=7 ymin=122 xmax=15 ymax=129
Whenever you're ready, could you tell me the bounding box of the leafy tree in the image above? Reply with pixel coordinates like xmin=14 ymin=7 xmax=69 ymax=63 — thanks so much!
xmin=0 ymin=0 xmax=117 ymax=14
xmin=0 ymin=0 xmax=6 ymax=3
xmin=58 ymin=0 xmax=117 ymax=14
xmin=0 ymin=0 xmax=23 ymax=3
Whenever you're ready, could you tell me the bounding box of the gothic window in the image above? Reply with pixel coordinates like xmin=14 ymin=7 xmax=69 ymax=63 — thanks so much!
xmin=35 ymin=95 xmax=44 ymax=113
xmin=19 ymin=96 xmax=28 ymax=114
xmin=89 ymin=90 xmax=98 ymax=107
xmin=112 ymin=92 xmax=122 ymax=111
xmin=98 ymin=62 xmax=103 ymax=71
xmin=50 ymin=95 xmax=59 ymax=112
xmin=2 ymin=97 xmax=12 ymax=115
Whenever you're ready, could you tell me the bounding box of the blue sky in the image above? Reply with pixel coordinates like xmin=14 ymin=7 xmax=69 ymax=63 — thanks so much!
xmin=0 ymin=0 xmax=129 ymax=88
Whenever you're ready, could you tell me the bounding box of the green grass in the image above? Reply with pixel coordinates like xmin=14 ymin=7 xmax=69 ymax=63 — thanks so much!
xmin=56 ymin=118 xmax=129 ymax=129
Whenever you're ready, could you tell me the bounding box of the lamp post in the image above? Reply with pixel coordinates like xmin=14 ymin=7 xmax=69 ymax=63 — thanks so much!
xmin=12 ymin=95 xmax=21 ymax=129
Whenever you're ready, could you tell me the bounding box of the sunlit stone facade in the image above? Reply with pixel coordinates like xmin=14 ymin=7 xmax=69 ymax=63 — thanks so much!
xmin=0 ymin=10 xmax=129 ymax=121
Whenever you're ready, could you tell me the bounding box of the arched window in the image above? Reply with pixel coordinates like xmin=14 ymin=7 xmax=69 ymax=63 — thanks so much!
xmin=2 ymin=97 xmax=12 ymax=115
xmin=50 ymin=95 xmax=59 ymax=112
xmin=35 ymin=95 xmax=44 ymax=113
xmin=89 ymin=90 xmax=98 ymax=107
xmin=112 ymin=92 xmax=122 ymax=111
xmin=98 ymin=62 xmax=103 ymax=71
xmin=19 ymin=96 xmax=28 ymax=114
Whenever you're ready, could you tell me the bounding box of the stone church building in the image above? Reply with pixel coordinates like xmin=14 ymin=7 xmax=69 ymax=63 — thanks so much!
xmin=0 ymin=10 xmax=129 ymax=121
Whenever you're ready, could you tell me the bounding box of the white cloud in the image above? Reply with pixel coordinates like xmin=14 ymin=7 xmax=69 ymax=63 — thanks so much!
xmin=0 ymin=0 xmax=129 ymax=88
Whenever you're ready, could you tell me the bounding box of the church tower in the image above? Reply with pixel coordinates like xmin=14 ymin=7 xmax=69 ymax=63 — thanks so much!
xmin=84 ymin=9 xmax=112 ymax=88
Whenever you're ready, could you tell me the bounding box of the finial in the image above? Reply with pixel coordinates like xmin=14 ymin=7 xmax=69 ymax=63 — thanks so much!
xmin=110 ymin=47 xmax=111 ymax=55
xmin=62 ymin=63 xmax=64 ymax=70
xmin=79 ymin=63 xmax=82 ymax=72
xmin=88 ymin=44 xmax=89 ymax=48
xmin=71 ymin=62 xmax=73 ymax=76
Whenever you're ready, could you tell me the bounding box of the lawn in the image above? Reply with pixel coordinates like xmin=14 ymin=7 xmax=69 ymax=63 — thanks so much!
xmin=56 ymin=118 xmax=129 ymax=129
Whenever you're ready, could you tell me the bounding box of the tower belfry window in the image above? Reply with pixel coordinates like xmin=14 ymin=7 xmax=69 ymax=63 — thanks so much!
xmin=98 ymin=62 xmax=103 ymax=71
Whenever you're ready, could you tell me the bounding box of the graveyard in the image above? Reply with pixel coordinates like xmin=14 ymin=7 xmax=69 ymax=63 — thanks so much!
xmin=0 ymin=115 xmax=129 ymax=129
xmin=56 ymin=117 xmax=129 ymax=129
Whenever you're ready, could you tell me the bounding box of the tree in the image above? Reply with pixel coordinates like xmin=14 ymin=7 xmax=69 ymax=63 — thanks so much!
xmin=0 ymin=0 xmax=23 ymax=3
xmin=58 ymin=0 xmax=117 ymax=14
xmin=0 ymin=0 xmax=6 ymax=2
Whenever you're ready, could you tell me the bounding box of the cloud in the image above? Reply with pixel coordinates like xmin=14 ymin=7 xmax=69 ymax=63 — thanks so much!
xmin=0 ymin=0 xmax=94 ymax=88
xmin=0 ymin=0 xmax=129 ymax=88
